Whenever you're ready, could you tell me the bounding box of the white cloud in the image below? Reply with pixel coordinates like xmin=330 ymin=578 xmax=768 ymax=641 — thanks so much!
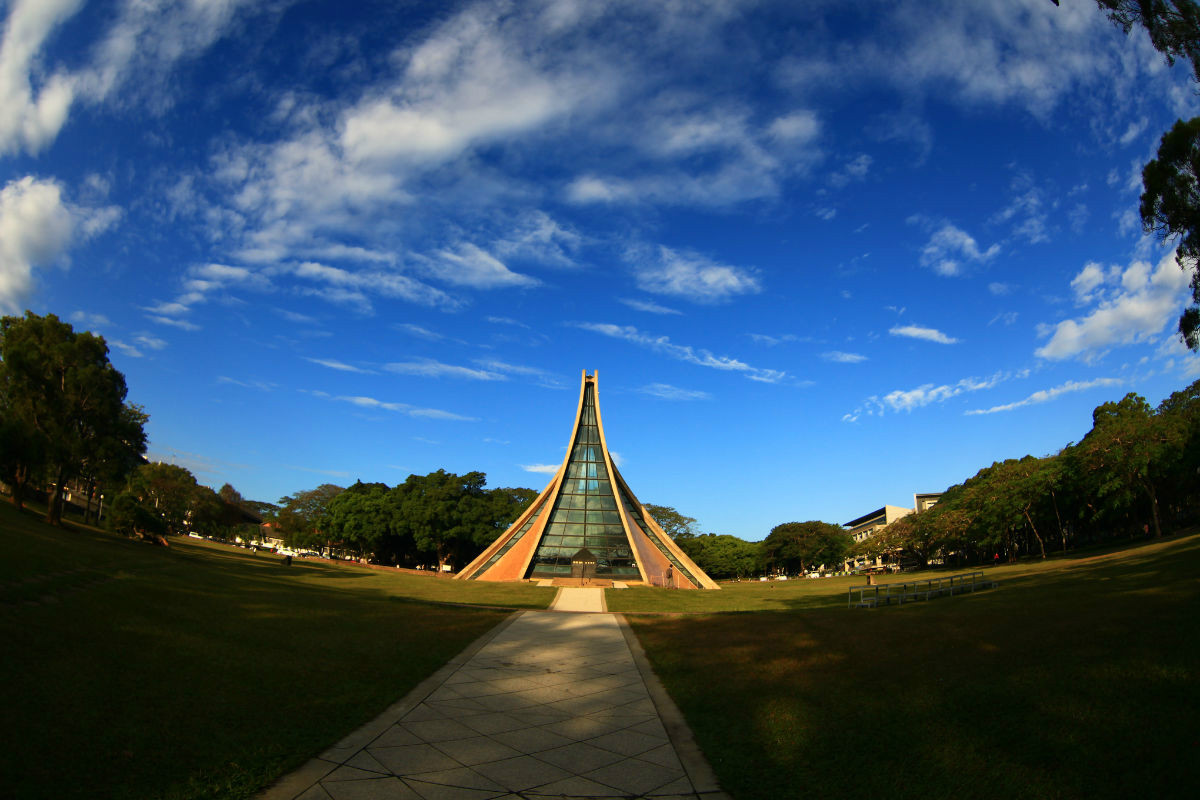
xmin=919 ymin=223 xmax=1000 ymax=277
xmin=0 ymin=0 xmax=80 ymax=155
xmin=335 ymin=395 xmax=476 ymax=422
xmin=492 ymin=211 xmax=581 ymax=268
xmin=619 ymin=297 xmax=682 ymax=315
xmin=521 ymin=463 xmax=560 ymax=474
xmin=306 ymin=357 xmax=375 ymax=374
xmin=110 ymin=340 xmax=143 ymax=358
xmin=749 ymin=333 xmax=798 ymax=347
xmin=574 ymin=322 xmax=785 ymax=383
xmin=70 ymin=311 xmax=111 ymax=329
xmin=421 ymin=243 xmax=538 ymax=289
xmin=988 ymin=282 xmax=1013 ymax=295
xmin=852 ymin=371 xmax=1017 ymax=417
xmin=830 ymin=153 xmax=872 ymax=187
xmin=0 ymin=176 xmax=117 ymax=314
xmin=629 ymin=245 xmax=760 ymax=303
xmin=148 ymin=315 xmax=199 ymax=331
xmin=889 ymin=324 xmax=960 ymax=344
xmin=384 ymin=359 xmax=506 ymax=381
xmin=822 ymin=351 xmax=868 ymax=363
xmin=965 ymin=377 xmax=1124 ymax=415
xmin=637 ymin=383 xmax=711 ymax=401
xmin=1118 ymin=117 xmax=1148 ymax=146
xmin=1036 ymin=251 xmax=1191 ymax=361
xmin=291 ymin=261 xmax=457 ymax=312
xmin=768 ymin=110 xmax=820 ymax=143
xmin=397 ymin=323 xmax=444 ymax=340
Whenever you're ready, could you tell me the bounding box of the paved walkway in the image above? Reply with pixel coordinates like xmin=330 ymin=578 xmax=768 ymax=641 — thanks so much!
xmin=549 ymin=587 xmax=606 ymax=613
xmin=260 ymin=610 xmax=727 ymax=800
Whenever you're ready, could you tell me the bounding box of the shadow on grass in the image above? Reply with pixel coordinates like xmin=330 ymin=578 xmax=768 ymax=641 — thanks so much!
xmin=630 ymin=533 xmax=1200 ymax=800
xmin=0 ymin=503 xmax=539 ymax=800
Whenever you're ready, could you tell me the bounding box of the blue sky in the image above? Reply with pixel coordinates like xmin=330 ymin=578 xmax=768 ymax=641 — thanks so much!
xmin=2 ymin=0 xmax=1198 ymax=540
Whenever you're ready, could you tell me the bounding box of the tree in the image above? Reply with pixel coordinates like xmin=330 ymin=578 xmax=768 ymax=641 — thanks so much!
xmin=276 ymin=483 xmax=344 ymax=546
xmin=676 ymin=533 xmax=761 ymax=579
xmin=389 ymin=470 xmax=497 ymax=569
xmin=107 ymin=492 xmax=167 ymax=542
xmin=0 ymin=411 xmax=40 ymax=510
xmin=762 ymin=521 xmax=850 ymax=574
xmin=644 ymin=504 xmax=699 ymax=540
xmin=218 ymin=483 xmax=243 ymax=506
xmin=1140 ymin=117 xmax=1200 ymax=348
xmin=127 ymin=463 xmax=201 ymax=535
xmin=77 ymin=403 xmax=148 ymax=525
xmin=1074 ymin=392 xmax=1181 ymax=537
xmin=0 ymin=312 xmax=143 ymax=524
xmin=323 ymin=482 xmax=396 ymax=560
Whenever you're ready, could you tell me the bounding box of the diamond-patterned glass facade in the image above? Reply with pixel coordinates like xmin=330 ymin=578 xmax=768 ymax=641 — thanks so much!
xmin=527 ymin=384 xmax=640 ymax=579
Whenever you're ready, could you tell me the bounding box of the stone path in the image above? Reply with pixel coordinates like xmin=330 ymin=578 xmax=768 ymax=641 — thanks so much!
xmin=549 ymin=587 xmax=607 ymax=613
xmin=260 ymin=610 xmax=727 ymax=800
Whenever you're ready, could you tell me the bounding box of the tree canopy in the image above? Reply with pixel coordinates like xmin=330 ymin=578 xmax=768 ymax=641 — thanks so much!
xmin=0 ymin=311 xmax=147 ymax=522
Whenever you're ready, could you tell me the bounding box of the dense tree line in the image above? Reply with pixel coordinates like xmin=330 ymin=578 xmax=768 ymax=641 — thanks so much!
xmin=272 ymin=472 xmax=538 ymax=570
xmin=857 ymin=382 xmax=1200 ymax=568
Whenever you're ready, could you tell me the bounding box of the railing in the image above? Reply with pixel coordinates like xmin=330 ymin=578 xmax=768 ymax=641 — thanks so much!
xmin=848 ymin=571 xmax=997 ymax=608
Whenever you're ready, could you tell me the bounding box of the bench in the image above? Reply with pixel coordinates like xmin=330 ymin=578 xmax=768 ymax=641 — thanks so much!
xmin=848 ymin=571 xmax=997 ymax=608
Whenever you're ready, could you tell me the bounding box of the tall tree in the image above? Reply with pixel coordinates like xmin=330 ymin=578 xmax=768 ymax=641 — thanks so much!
xmin=1074 ymin=392 xmax=1181 ymax=537
xmin=0 ymin=312 xmax=141 ymax=524
xmin=644 ymin=504 xmax=699 ymax=540
xmin=1140 ymin=117 xmax=1200 ymax=348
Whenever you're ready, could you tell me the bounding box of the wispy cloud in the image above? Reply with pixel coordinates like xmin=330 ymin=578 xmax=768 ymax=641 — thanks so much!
xmin=384 ymin=358 xmax=506 ymax=381
xmin=844 ymin=370 xmax=1023 ymax=421
xmin=521 ymin=463 xmax=560 ymax=474
xmin=148 ymin=315 xmax=200 ymax=331
xmin=219 ymin=376 xmax=275 ymax=391
xmin=619 ymin=297 xmax=682 ymax=315
xmin=917 ymin=222 xmax=999 ymax=277
xmin=574 ymin=322 xmax=785 ymax=383
xmin=70 ymin=311 xmax=111 ymax=329
xmin=965 ymin=377 xmax=1124 ymax=415
xmin=749 ymin=333 xmax=798 ymax=346
xmin=822 ymin=350 xmax=867 ymax=363
xmin=419 ymin=243 xmax=538 ymax=289
xmin=637 ymin=383 xmax=711 ymax=401
xmin=889 ymin=324 xmax=959 ymax=344
xmin=627 ymin=245 xmax=761 ymax=303
xmin=335 ymin=395 xmax=476 ymax=421
xmin=397 ymin=323 xmax=445 ymax=340
xmin=306 ymin=357 xmax=376 ymax=374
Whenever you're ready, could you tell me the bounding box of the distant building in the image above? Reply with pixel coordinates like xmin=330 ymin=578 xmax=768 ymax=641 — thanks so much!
xmin=843 ymin=494 xmax=943 ymax=570
xmin=844 ymin=505 xmax=914 ymax=570
xmin=914 ymin=492 xmax=942 ymax=513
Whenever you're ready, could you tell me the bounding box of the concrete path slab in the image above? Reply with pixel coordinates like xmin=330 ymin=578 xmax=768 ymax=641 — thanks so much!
xmin=258 ymin=611 xmax=727 ymax=800
xmin=550 ymin=587 xmax=606 ymax=613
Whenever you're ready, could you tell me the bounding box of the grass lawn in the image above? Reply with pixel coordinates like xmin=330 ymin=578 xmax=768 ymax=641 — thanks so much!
xmin=629 ymin=532 xmax=1200 ymax=799
xmin=0 ymin=503 xmax=552 ymax=800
